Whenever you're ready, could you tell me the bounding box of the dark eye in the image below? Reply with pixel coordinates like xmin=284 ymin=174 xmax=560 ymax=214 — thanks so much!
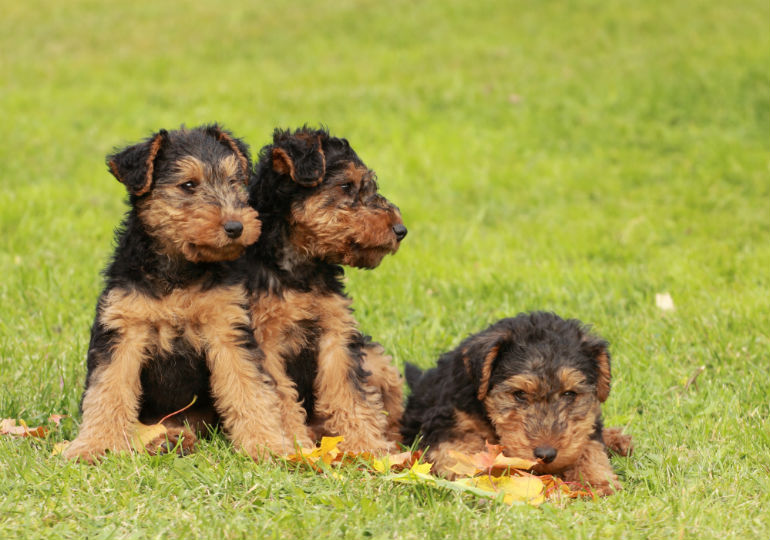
xmin=513 ymin=390 xmax=528 ymax=403
xmin=561 ymin=391 xmax=577 ymax=400
xmin=340 ymin=183 xmax=354 ymax=194
xmin=179 ymin=180 xmax=197 ymax=193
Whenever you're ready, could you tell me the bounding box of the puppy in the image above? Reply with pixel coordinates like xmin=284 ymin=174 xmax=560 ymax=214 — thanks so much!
xmin=243 ymin=127 xmax=407 ymax=453
xmin=401 ymin=311 xmax=624 ymax=495
xmin=65 ymin=125 xmax=291 ymax=462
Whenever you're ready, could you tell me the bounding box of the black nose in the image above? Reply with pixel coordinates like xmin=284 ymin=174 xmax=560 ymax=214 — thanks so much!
xmin=223 ymin=221 xmax=243 ymax=239
xmin=392 ymin=224 xmax=407 ymax=241
xmin=534 ymin=446 xmax=558 ymax=464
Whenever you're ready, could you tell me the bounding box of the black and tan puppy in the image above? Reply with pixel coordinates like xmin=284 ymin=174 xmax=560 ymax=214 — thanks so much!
xmin=401 ymin=311 xmax=624 ymax=495
xmin=243 ymin=127 xmax=407 ymax=454
xmin=65 ymin=125 xmax=291 ymax=462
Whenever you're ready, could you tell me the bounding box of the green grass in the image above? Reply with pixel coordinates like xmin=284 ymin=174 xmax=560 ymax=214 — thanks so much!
xmin=1 ymin=0 xmax=768 ymax=538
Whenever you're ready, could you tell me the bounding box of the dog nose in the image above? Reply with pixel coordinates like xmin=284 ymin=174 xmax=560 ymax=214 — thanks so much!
xmin=534 ymin=446 xmax=558 ymax=464
xmin=223 ymin=221 xmax=244 ymax=239
xmin=392 ymin=224 xmax=408 ymax=241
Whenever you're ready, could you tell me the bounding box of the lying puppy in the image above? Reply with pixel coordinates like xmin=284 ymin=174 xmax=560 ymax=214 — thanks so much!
xmin=401 ymin=311 xmax=626 ymax=495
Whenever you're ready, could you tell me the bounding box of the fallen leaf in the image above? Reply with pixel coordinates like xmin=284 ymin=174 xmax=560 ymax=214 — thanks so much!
xmin=130 ymin=421 xmax=168 ymax=450
xmin=1 ymin=418 xmax=48 ymax=438
xmin=287 ymin=436 xmax=345 ymax=469
xmin=655 ymin=292 xmax=675 ymax=311
xmin=448 ymin=441 xmax=536 ymax=477
xmin=540 ymin=475 xmax=595 ymax=500
xmin=51 ymin=441 xmax=70 ymax=456
xmin=372 ymin=450 xmax=416 ymax=473
xmin=454 ymin=473 xmax=545 ymax=506
xmin=48 ymin=414 xmax=67 ymax=426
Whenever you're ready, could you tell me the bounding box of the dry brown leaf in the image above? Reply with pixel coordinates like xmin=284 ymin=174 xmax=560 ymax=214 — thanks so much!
xmin=448 ymin=441 xmax=537 ymax=477
xmin=1 ymin=418 xmax=48 ymax=438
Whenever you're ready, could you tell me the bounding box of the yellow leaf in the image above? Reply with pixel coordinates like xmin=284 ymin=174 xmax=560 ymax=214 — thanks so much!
xmin=410 ymin=461 xmax=432 ymax=475
xmin=51 ymin=441 xmax=70 ymax=456
xmin=447 ymin=449 xmax=479 ymax=477
xmin=130 ymin=421 xmax=167 ymax=450
xmin=317 ymin=436 xmax=344 ymax=458
xmin=497 ymin=475 xmax=545 ymax=506
xmin=454 ymin=474 xmax=545 ymax=506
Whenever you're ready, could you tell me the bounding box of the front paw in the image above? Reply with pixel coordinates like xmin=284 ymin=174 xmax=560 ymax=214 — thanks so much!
xmin=62 ymin=436 xmax=124 ymax=463
xmin=590 ymin=478 xmax=622 ymax=497
xmin=145 ymin=426 xmax=197 ymax=456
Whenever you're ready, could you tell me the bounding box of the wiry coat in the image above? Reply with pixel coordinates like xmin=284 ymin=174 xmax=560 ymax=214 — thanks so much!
xmin=401 ymin=311 xmax=623 ymax=495
xmin=65 ymin=125 xmax=292 ymax=462
xmin=241 ymin=127 xmax=407 ymax=453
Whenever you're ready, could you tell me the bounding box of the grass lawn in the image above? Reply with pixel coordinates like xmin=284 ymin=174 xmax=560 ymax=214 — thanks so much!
xmin=1 ymin=0 xmax=768 ymax=538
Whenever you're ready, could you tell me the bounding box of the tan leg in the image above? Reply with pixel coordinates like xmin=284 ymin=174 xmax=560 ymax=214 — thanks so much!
xmin=202 ymin=322 xmax=293 ymax=459
xmin=251 ymin=293 xmax=317 ymax=448
xmin=260 ymin=356 xmax=315 ymax=448
xmin=64 ymin=324 xmax=148 ymax=462
xmin=303 ymin=295 xmax=391 ymax=455
xmin=315 ymin=332 xmax=391 ymax=454
xmin=562 ymin=439 xmax=621 ymax=496
xmin=361 ymin=342 xmax=404 ymax=443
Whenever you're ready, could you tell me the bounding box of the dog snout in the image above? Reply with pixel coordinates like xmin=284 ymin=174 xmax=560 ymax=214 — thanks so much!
xmin=392 ymin=224 xmax=407 ymax=241
xmin=534 ymin=445 xmax=558 ymax=464
xmin=223 ymin=220 xmax=244 ymax=239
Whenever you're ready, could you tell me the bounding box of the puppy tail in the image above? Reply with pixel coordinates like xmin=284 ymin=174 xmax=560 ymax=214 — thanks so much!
xmin=404 ymin=363 xmax=424 ymax=391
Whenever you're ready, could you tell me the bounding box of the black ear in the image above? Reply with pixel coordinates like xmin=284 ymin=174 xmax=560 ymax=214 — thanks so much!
xmin=107 ymin=130 xmax=167 ymax=196
xmin=270 ymin=128 xmax=326 ymax=187
xmin=461 ymin=329 xmax=512 ymax=401
xmin=581 ymin=334 xmax=611 ymax=402
xmin=205 ymin=124 xmax=251 ymax=180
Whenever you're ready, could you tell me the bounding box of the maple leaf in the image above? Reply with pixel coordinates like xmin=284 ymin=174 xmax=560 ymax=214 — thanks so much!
xmin=287 ymin=436 xmax=345 ymax=469
xmin=387 ymin=459 xmax=435 ymax=484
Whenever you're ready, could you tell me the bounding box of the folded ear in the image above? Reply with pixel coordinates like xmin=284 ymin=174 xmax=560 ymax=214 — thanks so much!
xmin=582 ymin=335 xmax=611 ymax=402
xmin=107 ymin=130 xmax=167 ymax=196
xmin=461 ymin=329 xmax=512 ymax=401
xmin=270 ymin=129 xmax=326 ymax=187
xmin=205 ymin=124 xmax=251 ymax=180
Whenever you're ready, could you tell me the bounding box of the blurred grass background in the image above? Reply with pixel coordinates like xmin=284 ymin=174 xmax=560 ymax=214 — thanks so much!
xmin=1 ymin=0 xmax=768 ymax=538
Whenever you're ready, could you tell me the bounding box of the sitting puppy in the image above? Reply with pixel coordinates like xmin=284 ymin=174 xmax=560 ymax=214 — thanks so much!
xmin=65 ymin=125 xmax=292 ymax=462
xmin=243 ymin=127 xmax=407 ymax=453
xmin=401 ymin=311 xmax=624 ymax=495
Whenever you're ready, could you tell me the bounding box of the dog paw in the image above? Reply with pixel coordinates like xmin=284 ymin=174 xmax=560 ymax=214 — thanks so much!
xmin=145 ymin=426 xmax=197 ymax=456
xmin=603 ymin=427 xmax=634 ymax=457
xmin=62 ymin=439 xmax=111 ymax=463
